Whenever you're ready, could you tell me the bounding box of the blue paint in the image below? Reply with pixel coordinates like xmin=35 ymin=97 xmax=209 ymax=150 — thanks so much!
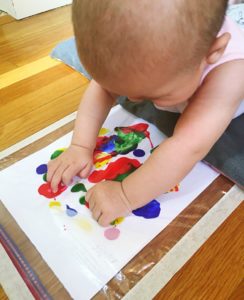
xmin=66 ymin=205 xmax=78 ymax=217
xmin=133 ymin=149 xmax=145 ymax=157
xmin=100 ymin=135 xmax=117 ymax=153
xmin=36 ymin=164 xmax=48 ymax=175
xmin=132 ymin=200 xmax=161 ymax=219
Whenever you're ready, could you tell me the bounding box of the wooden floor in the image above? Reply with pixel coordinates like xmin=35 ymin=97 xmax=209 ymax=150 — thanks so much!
xmin=0 ymin=7 xmax=243 ymax=300
xmin=0 ymin=7 xmax=89 ymax=151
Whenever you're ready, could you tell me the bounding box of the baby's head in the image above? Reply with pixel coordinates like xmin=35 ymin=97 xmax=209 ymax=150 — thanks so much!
xmin=72 ymin=0 xmax=229 ymax=105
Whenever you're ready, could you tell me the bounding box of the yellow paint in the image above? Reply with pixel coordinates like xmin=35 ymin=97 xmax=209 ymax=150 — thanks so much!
xmin=57 ymin=148 xmax=67 ymax=152
xmin=76 ymin=218 xmax=93 ymax=232
xmin=113 ymin=217 xmax=125 ymax=225
xmin=98 ymin=127 xmax=110 ymax=136
xmin=95 ymin=158 xmax=111 ymax=169
xmin=49 ymin=201 xmax=61 ymax=208
xmin=94 ymin=152 xmax=112 ymax=168
xmin=0 ymin=56 xmax=60 ymax=89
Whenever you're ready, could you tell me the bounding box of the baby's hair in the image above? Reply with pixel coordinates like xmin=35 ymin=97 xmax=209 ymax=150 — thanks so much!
xmin=72 ymin=0 xmax=229 ymax=81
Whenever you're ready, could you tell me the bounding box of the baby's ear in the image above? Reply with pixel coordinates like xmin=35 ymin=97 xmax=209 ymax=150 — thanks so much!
xmin=206 ymin=32 xmax=231 ymax=65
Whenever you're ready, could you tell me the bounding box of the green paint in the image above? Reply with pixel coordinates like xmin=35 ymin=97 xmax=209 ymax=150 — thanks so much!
xmin=43 ymin=173 xmax=47 ymax=182
xmin=114 ymin=166 xmax=137 ymax=182
xmin=71 ymin=183 xmax=87 ymax=193
xmin=150 ymin=145 xmax=159 ymax=154
xmin=79 ymin=196 xmax=86 ymax=205
xmin=50 ymin=149 xmax=64 ymax=160
xmin=115 ymin=130 xmax=145 ymax=154
xmin=110 ymin=220 xmax=116 ymax=225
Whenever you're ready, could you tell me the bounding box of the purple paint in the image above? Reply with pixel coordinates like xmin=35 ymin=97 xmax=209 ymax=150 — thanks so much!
xmin=132 ymin=200 xmax=161 ymax=219
xmin=66 ymin=205 xmax=78 ymax=217
xmin=133 ymin=149 xmax=145 ymax=157
xmin=36 ymin=164 xmax=48 ymax=175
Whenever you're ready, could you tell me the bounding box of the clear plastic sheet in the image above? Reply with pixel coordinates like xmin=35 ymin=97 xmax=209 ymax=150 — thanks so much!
xmin=0 ymin=131 xmax=233 ymax=299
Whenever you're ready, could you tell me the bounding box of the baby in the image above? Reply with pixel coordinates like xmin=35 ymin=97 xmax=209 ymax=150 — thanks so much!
xmin=47 ymin=0 xmax=244 ymax=226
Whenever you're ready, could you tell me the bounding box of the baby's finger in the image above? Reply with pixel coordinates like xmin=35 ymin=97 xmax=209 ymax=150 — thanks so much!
xmin=61 ymin=164 xmax=80 ymax=186
xmin=50 ymin=164 xmax=69 ymax=192
xmin=85 ymin=189 xmax=94 ymax=209
xmin=92 ymin=205 xmax=102 ymax=222
xmin=79 ymin=163 xmax=92 ymax=178
xmin=97 ymin=214 xmax=111 ymax=227
xmin=47 ymin=160 xmax=61 ymax=182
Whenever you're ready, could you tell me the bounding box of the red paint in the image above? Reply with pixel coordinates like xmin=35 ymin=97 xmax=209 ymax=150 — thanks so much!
xmin=93 ymin=153 xmax=112 ymax=164
xmin=38 ymin=182 xmax=67 ymax=199
xmin=88 ymin=157 xmax=141 ymax=183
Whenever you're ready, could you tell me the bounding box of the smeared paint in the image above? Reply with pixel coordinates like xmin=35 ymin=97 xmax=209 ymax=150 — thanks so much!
xmin=36 ymin=164 xmax=47 ymax=175
xmin=49 ymin=201 xmax=61 ymax=208
xmin=104 ymin=227 xmax=120 ymax=240
xmin=50 ymin=148 xmax=66 ymax=160
xmin=169 ymin=184 xmax=180 ymax=193
xmin=110 ymin=217 xmax=125 ymax=226
xmin=150 ymin=145 xmax=159 ymax=154
xmin=132 ymin=200 xmax=161 ymax=219
xmin=75 ymin=218 xmax=93 ymax=232
xmin=88 ymin=157 xmax=141 ymax=183
xmin=66 ymin=205 xmax=78 ymax=217
xmin=38 ymin=182 xmax=67 ymax=199
xmin=98 ymin=127 xmax=110 ymax=136
xmin=94 ymin=152 xmax=112 ymax=168
xmin=93 ymin=123 xmax=154 ymax=167
xmin=133 ymin=149 xmax=145 ymax=157
xmin=79 ymin=196 xmax=89 ymax=208
xmin=71 ymin=183 xmax=87 ymax=193
xmin=43 ymin=173 xmax=47 ymax=182
xmin=115 ymin=123 xmax=153 ymax=149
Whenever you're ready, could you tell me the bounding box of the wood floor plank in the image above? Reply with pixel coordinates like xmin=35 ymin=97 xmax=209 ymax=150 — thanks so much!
xmin=1 ymin=84 xmax=89 ymax=150
xmin=0 ymin=68 xmax=87 ymax=129
xmin=154 ymin=203 xmax=244 ymax=300
xmin=0 ymin=56 xmax=60 ymax=89
xmin=0 ymin=15 xmax=14 ymax=26
xmin=0 ymin=64 xmax=82 ymax=105
xmin=0 ymin=286 xmax=8 ymax=300
xmin=0 ymin=60 xmax=17 ymax=75
xmin=0 ymin=6 xmax=73 ymax=67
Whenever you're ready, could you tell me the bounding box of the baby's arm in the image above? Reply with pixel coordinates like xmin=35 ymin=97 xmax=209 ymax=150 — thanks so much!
xmin=87 ymin=61 xmax=244 ymax=226
xmin=123 ymin=60 xmax=244 ymax=208
xmin=47 ymin=80 xmax=116 ymax=191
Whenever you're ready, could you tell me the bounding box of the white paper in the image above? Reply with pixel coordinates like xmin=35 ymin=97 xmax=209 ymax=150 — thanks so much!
xmin=0 ymin=106 xmax=218 ymax=299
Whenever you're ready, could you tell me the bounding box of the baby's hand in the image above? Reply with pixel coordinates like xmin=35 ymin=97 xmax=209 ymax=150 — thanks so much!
xmin=47 ymin=144 xmax=93 ymax=192
xmin=86 ymin=181 xmax=132 ymax=227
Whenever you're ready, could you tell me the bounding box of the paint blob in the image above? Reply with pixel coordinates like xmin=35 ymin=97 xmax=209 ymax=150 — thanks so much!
xmin=98 ymin=127 xmax=110 ymax=136
xmin=50 ymin=148 xmax=66 ymax=160
xmin=75 ymin=218 xmax=93 ymax=232
xmin=49 ymin=201 xmax=61 ymax=208
xmin=133 ymin=149 xmax=145 ymax=157
xmin=38 ymin=182 xmax=67 ymax=199
xmin=36 ymin=164 xmax=48 ymax=175
xmin=79 ymin=196 xmax=89 ymax=209
xmin=104 ymin=227 xmax=120 ymax=240
xmin=66 ymin=205 xmax=78 ymax=217
xmin=110 ymin=217 xmax=125 ymax=226
xmin=71 ymin=183 xmax=87 ymax=193
xmin=88 ymin=157 xmax=141 ymax=183
xmin=132 ymin=200 xmax=161 ymax=219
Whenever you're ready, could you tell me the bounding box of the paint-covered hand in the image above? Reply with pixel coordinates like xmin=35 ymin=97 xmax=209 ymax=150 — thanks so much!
xmin=47 ymin=144 xmax=93 ymax=192
xmin=86 ymin=181 xmax=132 ymax=227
